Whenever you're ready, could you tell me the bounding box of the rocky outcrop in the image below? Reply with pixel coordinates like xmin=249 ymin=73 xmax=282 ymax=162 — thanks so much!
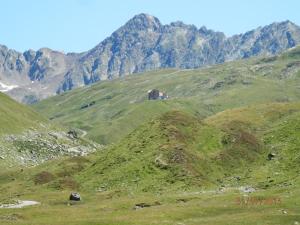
xmin=0 ymin=129 xmax=99 ymax=166
xmin=1 ymin=14 xmax=300 ymax=103
xmin=0 ymin=46 xmax=77 ymax=103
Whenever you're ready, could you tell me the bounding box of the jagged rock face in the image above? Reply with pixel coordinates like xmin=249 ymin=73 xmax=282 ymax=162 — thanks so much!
xmin=226 ymin=21 xmax=300 ymax=59
xmin=79 ymin=14 xmax=163 ymax=81
xmin=0 ymin=47 xmax=77 ymax=103
xmin=1 ymin=14 xmax=300 ymax=103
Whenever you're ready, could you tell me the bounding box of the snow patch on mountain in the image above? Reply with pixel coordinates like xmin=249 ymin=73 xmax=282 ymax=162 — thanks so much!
xmin=0 ymin=81 xmax=18 ymax=92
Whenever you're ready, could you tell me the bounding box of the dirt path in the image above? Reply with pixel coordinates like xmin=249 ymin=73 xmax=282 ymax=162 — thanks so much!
xmin=80 ymin=130 xmax=87 ymax=138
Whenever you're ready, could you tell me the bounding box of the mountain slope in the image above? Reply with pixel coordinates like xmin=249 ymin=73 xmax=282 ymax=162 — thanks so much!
xmin=0 ymin=92 xmax=46 ymax=135
xmin=0 ymin=93 xmax=97 ymax=168
xmin=75 ymin=102 xmax=300 ymax=192
xmin=6 ymin=102 xmax=300 ymax=193
xmin=1 ymin=14 xmax=300 ymax=102
xmin=33 ymin=46 xmax=300 ymax=145
xmin=1 ymin=50 xmax=300 ymax=224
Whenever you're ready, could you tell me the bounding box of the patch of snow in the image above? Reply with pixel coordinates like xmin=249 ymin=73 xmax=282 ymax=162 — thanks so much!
xmin=0 ymin=200 xmax=40 ymax=209
xmin=0 ymin=81 xmax=18 ymax=92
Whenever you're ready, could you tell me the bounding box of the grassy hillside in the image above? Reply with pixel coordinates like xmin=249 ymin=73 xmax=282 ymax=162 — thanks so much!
xmin=75 ymin=102 xmax=300 ymax=192
xmin=1 ymin=46 xmax=300 ymax=224
xmin=3 ymin=102 xmax=299 ymax=193
xmin=0 ymin=93 xmax=97 ymax=168
xmin=1 ymin=102 xmax=300 ymax=224
xmin=33 ymin=46 xmax=300 ymax=145
xmin=0 ymin=92 xmax=46 ymax=135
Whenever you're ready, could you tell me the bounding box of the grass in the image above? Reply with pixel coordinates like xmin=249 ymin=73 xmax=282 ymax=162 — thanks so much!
xmin=0 ymin=92 xmax=97 ymax=169
xmin=73 ymin=102 xmax=300 ymax=193
xmin=1 ymin=101 xmax=300 ymax=224
xmin=33 ymin=46 xmax=300 ymax=145
xmin=1 ymin=188 xmax=300 ymax=225
xmin=1 ymin=47 xmax=300 ymax=224
xmin=0 ymin=92 xmax=46 ymax=135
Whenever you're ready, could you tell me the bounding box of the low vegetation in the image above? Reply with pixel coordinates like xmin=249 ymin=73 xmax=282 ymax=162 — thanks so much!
xmin=1 ymin=47 xmax=300 ymax=224
xmin=34 ymin=47 xmax=300 ymax=145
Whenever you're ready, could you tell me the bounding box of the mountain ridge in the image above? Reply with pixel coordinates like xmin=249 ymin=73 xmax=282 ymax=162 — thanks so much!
xmin=1 ymin=13 xmax=300 ymax=103
xmin=33 ymin=46 xmax=300 ymax=145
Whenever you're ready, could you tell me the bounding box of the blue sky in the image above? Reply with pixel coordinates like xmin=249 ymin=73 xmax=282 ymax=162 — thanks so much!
xmin=1 ymin=0 xmax=299 ymax=53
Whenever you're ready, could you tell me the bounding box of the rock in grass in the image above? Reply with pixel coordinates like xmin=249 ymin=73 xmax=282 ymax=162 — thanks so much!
xmin=133 ymin=203 xmax=151 ymax=210
xmin=69 ymin=192 xmax=81 ymax=201
xmin=268 ymin=153 xmax=276 ymax=160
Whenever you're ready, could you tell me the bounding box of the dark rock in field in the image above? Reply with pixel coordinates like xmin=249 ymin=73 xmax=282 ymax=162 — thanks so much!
xmin=211 ymin=81 xmax=224 ymax=89
xmin=234 ymin=176 xmax=241 ymax=181
xmin=80 ymin=101 xmax=96 ymax=110
xmin=148 ymin=89 xmax=168 ymax=100
xmin=268 ymin=153 xmax=276 ymax=160
xmin=69 ymin=192 xmax=81 ymax=201
xmin=133 ymin=203 xmax=151 ymax=210
xmin=67 ymin=130 xmax=78 ymax=139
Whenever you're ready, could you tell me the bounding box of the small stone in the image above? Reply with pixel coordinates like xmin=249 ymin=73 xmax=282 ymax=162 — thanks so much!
xmin=69 ymin=192 xmax=81 ymax=201
xmin=133 ymin=203 xmax=151 ymax=210
xmin=268 ymin=153 xmax=276 ymax=160
xmin=235 ymin=176 xmax=241 ymax=181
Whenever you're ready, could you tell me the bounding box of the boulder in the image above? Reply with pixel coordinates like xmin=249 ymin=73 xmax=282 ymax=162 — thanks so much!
xmin=268 ymin=153 xmax=276 ymax=160
xmin=67 ymin=130 xmax=78 ymax=139
xmin=69 ymin=192 xmax=81 ymax=201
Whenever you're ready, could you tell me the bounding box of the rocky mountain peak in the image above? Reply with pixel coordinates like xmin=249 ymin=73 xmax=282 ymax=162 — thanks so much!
xmin=122 ymin=13 xmax=162 ymax=31
xmin=198 ymin=26 xmax=224 ymax=38
xmin=1 ymin=15 xmax=300 ymax=103
xmin=277 ymin=20 xmax=296 ymax=27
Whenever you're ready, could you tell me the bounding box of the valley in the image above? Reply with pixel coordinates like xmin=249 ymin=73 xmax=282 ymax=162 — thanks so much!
xmin=0 ymin=45 xmax=300 ymax=224
xmin=34 ymin=47 xmax=300 ymax=145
